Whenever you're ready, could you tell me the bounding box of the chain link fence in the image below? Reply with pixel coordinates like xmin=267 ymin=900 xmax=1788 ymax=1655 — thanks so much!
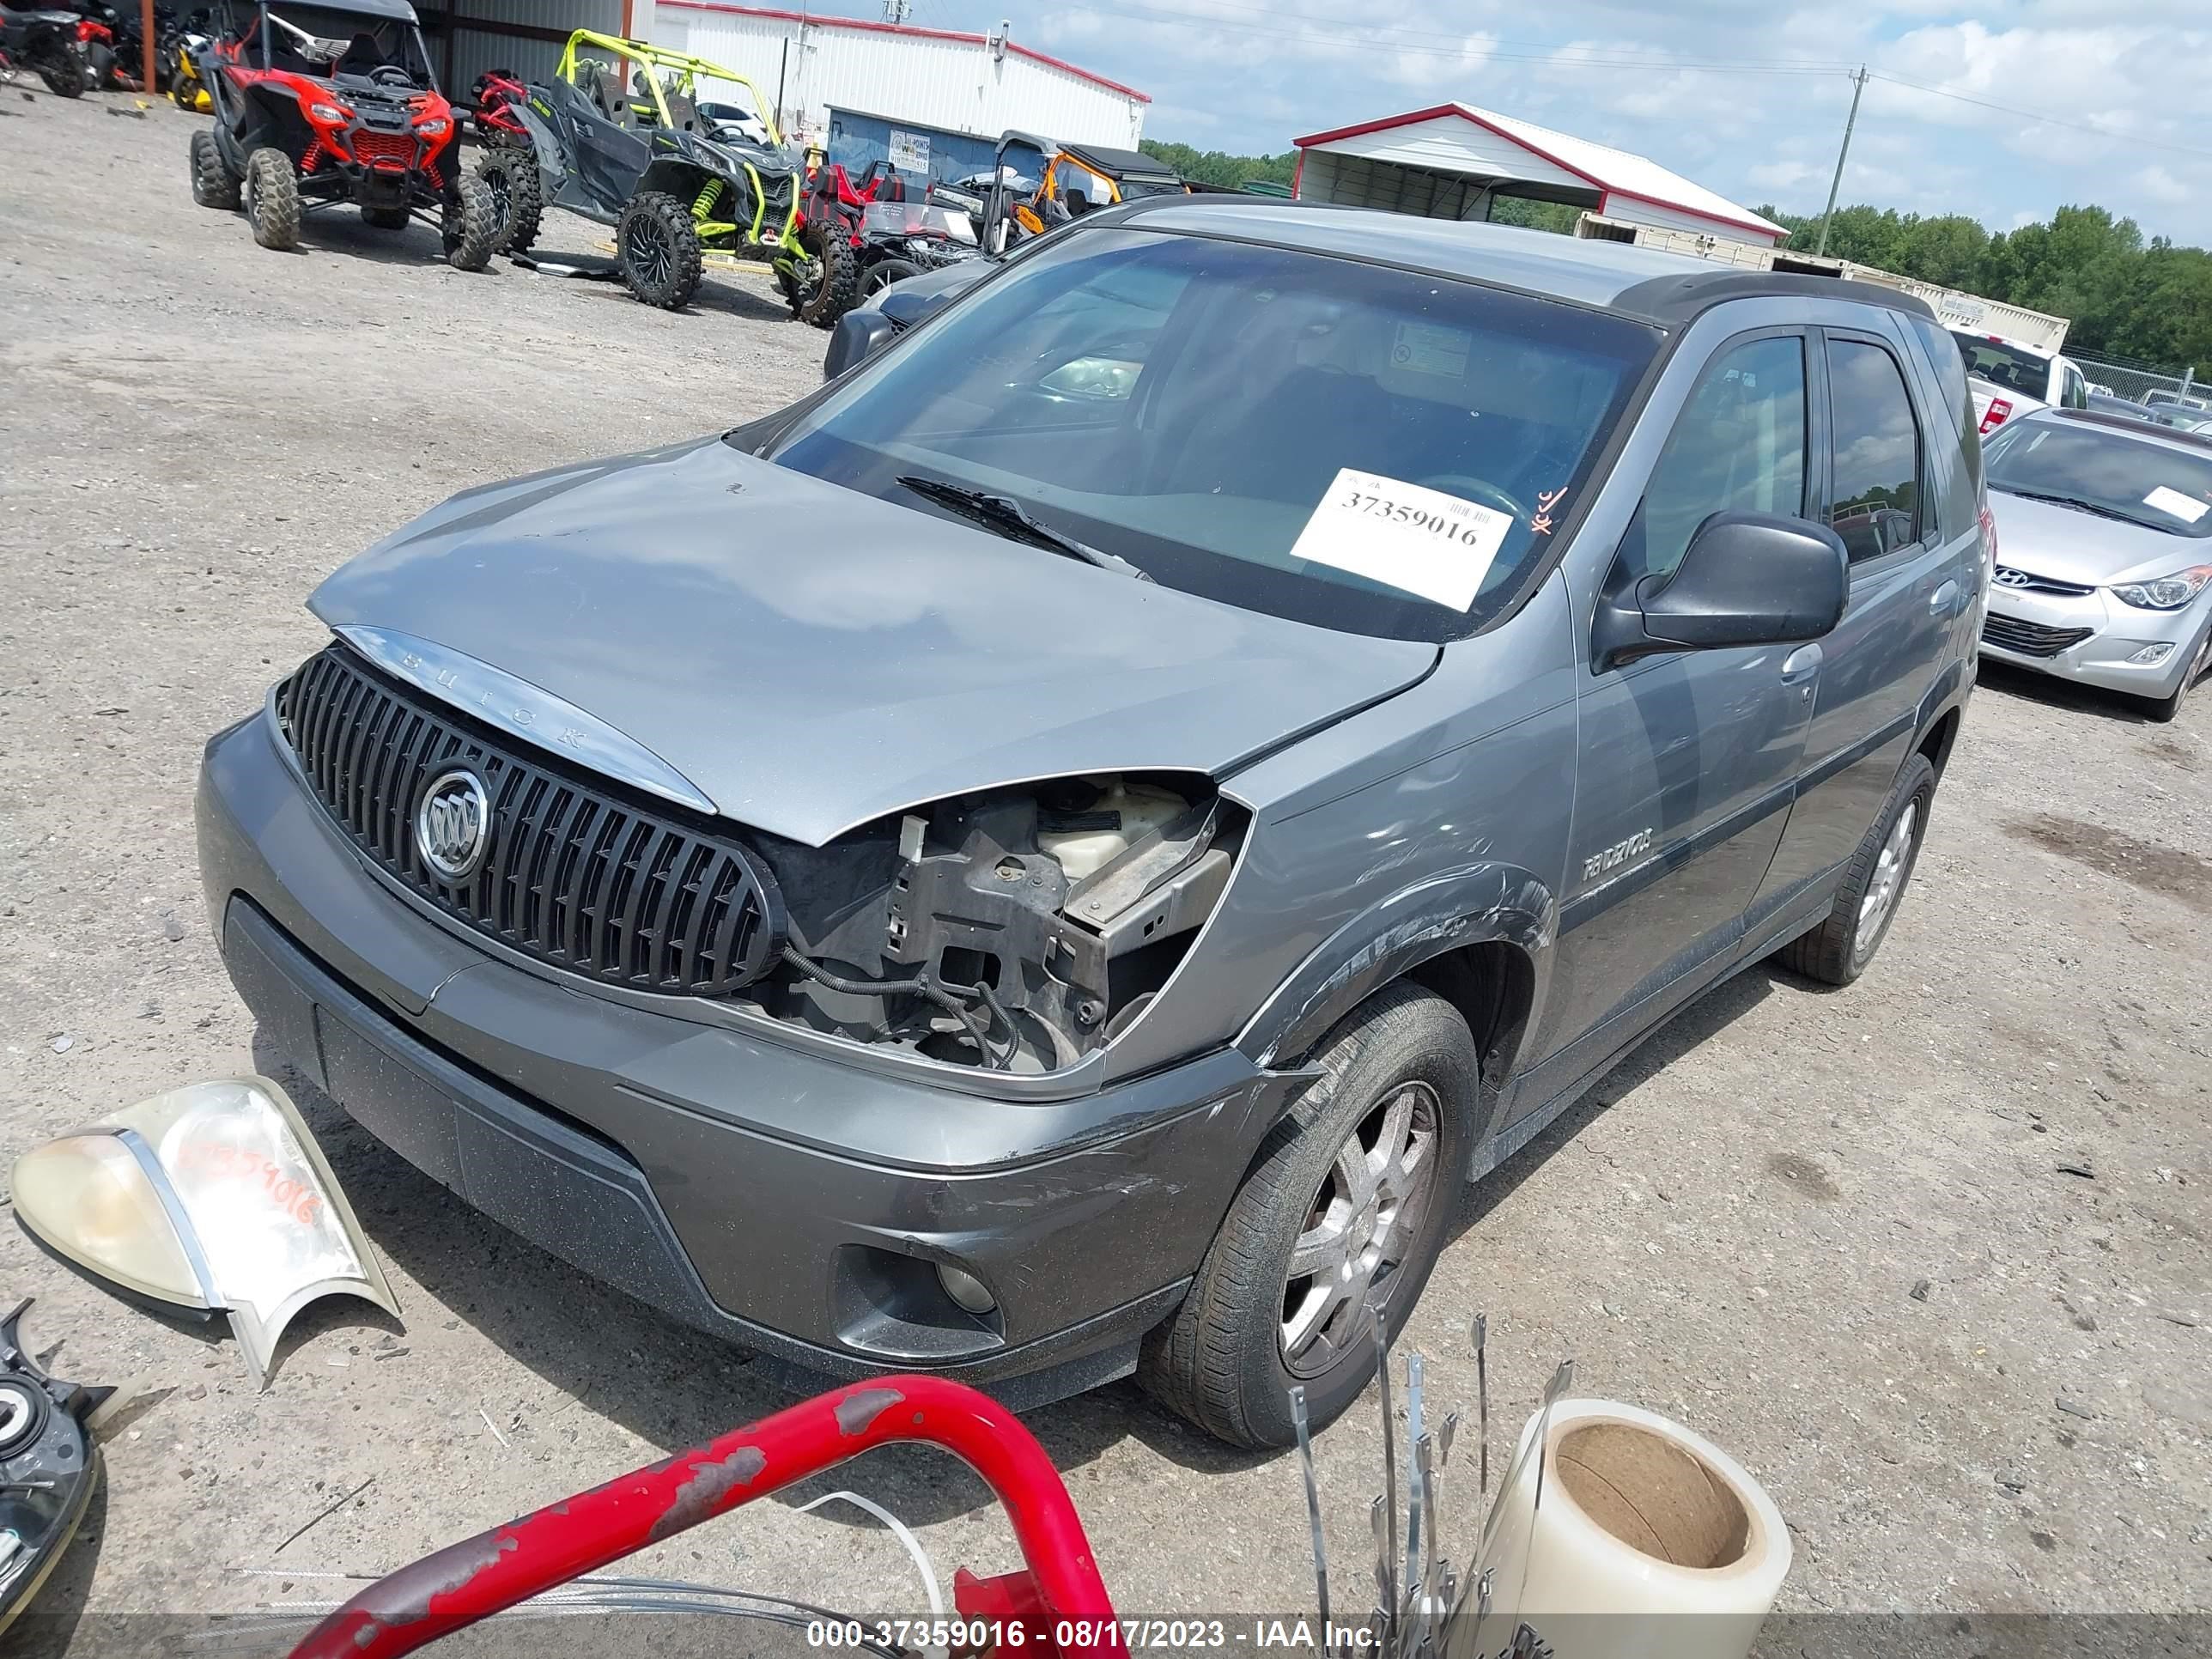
xmin=2066 ymin=346 xmax=2206 ymax=410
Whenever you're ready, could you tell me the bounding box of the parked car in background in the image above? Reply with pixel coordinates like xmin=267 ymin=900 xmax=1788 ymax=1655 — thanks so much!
xmin=198 ymin=205 xmax=1983 ymax=1446
xmin=2086 ymin=391 xmax=2156 ymax=423
xmin=1979 ymin=409 xmax=2212 ymax=720
xmin=1951 ymin=330 xmax=2087 ymax=434
xmin=2143 ymin=387 xmax=2209 ymax=415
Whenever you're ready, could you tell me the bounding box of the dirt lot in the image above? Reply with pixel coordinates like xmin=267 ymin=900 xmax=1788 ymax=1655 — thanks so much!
xmin=3 ymin=87 xmax=2209 ymax=1652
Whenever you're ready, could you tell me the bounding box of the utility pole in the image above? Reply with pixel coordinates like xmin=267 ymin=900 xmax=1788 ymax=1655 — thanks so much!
xmin=1814 ymin=64 xmax=1869 ymax=258
xmin=882 ymin=0 xmax=910 ymax=19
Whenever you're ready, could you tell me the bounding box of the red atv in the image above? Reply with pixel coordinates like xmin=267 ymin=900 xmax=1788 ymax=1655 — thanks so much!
xmin=466 ymin=65 xmax=526 ymax=147
xmin=187 ymin=0 xmax=494 ymax=270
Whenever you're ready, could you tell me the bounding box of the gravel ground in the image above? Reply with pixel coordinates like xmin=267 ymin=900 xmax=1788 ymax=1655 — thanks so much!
xmin=3 ymin=88 xmax=2209 ymax=1653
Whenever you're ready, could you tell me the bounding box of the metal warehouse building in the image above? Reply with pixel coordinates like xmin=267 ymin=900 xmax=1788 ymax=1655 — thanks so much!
xmin=416 ymin=0 xmax=1146 ymax=181
xmin=1294 ymin=102 xmax=1783 ymax=246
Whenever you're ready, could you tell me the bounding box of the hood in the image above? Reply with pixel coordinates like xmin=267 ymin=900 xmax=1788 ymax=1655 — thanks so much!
xmin=309 ymin=439 xmax=1436 ymax=846
xmin=1986 ymin=488 xmax=2210 ymax=586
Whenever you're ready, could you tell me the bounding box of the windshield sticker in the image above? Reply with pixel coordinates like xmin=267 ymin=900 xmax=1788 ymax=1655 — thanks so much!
xmin=1390 ymin=321 xmax=1472 ymax=379
xmin=2142 ymin=485 xmax=2210 ymax=524
xmin=1530 ymin=486 xmax=1568 ymax=537
xmin=1290 ymin=469 xmax=1514 ymax=611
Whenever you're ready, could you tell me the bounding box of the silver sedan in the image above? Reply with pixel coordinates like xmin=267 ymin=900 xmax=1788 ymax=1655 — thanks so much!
xmin=1979 ymin=410 xmax=2212 ymax=720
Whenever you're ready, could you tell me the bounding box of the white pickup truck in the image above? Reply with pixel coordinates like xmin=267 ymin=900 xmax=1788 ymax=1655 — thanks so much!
xmin=1949 ymin=330 xmax=2089 ymax=432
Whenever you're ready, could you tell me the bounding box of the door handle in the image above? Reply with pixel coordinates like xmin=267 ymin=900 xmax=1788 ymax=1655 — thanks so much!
xmin=1930 ymin=580 xmax=1960 ymax=615
xmin=1780 ymin=643 xmax=1822 ymax=683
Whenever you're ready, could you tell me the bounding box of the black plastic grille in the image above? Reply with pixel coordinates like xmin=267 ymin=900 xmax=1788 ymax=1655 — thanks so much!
xmin=276 ymin=647 xmax=785 ymax=996
xmin=1982 ymin=615 xmax=2094 ymax=659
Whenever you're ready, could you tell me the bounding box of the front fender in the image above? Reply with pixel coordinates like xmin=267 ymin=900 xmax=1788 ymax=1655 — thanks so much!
xmin=1234 ymin=860 xmax=1554 ymax=1071
xmin=509 ymin=100 xmax=565 ymax=196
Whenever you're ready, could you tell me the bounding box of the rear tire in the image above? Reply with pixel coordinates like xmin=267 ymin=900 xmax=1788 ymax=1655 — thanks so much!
xmin=1775 ymin=751 xmax=1936 ymax=986
xmin=189 ymin=129 xmax=239 ymax=210
xmin=243 ymin=148 xmax=301 ymax=251
xmin=1136 ymin=982 xmax=1475 ymax=1449
xmin=860 ymin=255 xmax=921 ymax=298
xmin=36 ymin=50 xmax=84 ymax=97
xmin=475 ymin=144 xmax=540 ymax=254
xmin=789 ymin=216 xmax=860 ymax=326
xmin=617 ymin=190 xmax=702 ymax=309
xmin=362 ymin=204 xmax=412 ymax=231
xmin=441 ymin=171 xmax=496 ymax=271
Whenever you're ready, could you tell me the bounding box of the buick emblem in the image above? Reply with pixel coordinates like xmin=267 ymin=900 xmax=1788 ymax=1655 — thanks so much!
xmin=416 ymin=769 xmax=490 ymax=883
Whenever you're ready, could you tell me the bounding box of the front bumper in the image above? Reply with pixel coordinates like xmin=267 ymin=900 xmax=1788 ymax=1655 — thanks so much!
xmin=198 ymin=711 xmax=1291 ymax=1404
xmin=1978 ymin=581 xmax=2206 ymax=700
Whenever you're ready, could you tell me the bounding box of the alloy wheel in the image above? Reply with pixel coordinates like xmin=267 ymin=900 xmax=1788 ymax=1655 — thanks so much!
xmin=1854 ymin=799 xmax=1917 ymax=957
xmin=1279 ymin=1081 xmax=1440 ymax=1378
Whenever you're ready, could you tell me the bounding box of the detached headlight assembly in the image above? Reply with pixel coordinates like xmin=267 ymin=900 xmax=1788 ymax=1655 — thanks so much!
xmin=2111 ymin=564 xmax=2212 ymax=610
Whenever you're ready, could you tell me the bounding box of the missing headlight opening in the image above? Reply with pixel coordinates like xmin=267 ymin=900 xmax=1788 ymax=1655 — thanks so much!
xmin=750 ymin=775 xmax=1242 ymax=1073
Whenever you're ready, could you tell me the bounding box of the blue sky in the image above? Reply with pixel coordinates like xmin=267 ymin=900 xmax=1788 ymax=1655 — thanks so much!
xmin=873 ymin=0 xmax=2212 ymax=246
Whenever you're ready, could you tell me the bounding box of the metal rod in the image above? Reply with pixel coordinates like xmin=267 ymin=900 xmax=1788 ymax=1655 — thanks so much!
xmin=1403 ymin=1352 xmax=1425 ymax=1620
xmin=1290 ymin=1386 xmax=1330 ymax=1646
xmin=1374 ymin=1304 xmax=1399 ymax=1643
xmin=1472 ymin=1313 xmax=1489 ymax=1498
xmin=1415 ymin=1432 xmax=1440 ymax=1650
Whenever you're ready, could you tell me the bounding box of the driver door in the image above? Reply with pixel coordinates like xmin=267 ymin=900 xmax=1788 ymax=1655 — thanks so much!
xmin=1520 ymin=330 xmax=1822 ymax=1098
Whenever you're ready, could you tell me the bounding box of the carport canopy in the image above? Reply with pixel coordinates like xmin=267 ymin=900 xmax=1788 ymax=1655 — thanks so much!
xmin=1293 ymin=102 xmax=1784 ymax=246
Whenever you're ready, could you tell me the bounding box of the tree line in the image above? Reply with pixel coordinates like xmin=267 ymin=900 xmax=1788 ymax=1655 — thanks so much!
xmin=1138 ymin=140 xmax=2211 ymax=374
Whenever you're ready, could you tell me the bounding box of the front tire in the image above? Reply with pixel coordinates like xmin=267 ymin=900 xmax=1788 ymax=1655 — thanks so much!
xmin=189 ymin=129 xmax=240 ymax=210
xmin=243 ymin=147 xmax=301 ymax=251
xmin=1137 ymin=982 xmax=1475 ymax=1449
xmin=441 ymin=171 xmax=496 ymax=271
xmin=788 ymin=216 xmax=860 ymax=326
xmin=2141 ymin=617 xmax=2211 ymax=724
xmin=475 ymin=144 xmax=540 ymax=254
xmin=617 ymin=190 xmax=702 ymax=308
xmin=859 ymin=255 xmax=921 ymax=298
xmin=1775 ymin=750 xmax=1936 ymax=986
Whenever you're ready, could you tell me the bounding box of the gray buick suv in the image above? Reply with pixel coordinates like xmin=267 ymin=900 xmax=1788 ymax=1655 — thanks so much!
xmin=198 ymin=201 xmax=1984 ymax=1447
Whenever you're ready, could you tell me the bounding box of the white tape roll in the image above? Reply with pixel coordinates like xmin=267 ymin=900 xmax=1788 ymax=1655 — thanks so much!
xmin=1452 ymin=1399 xmax=1790 ymax=1659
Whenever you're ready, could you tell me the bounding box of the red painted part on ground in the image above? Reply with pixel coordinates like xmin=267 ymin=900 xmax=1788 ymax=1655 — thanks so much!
xmin=284 ymin=1375 xmax=1127 ymax=1659
xmin=654 ymin=0 xmax=1152 ymax=105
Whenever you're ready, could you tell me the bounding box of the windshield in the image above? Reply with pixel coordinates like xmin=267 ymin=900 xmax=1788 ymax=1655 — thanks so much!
xmin=1949 ymin=331 xmax=2051 ymax=399
xmin=259 ymin=6 xmax=431 ymax=83
xmin=260 ymin=5 xmax=431 ymax=83
xmin=765 ymin=229 xmax=1659 ymax=641
xmin=1984 ymin=419 xmax=2212 ymax=537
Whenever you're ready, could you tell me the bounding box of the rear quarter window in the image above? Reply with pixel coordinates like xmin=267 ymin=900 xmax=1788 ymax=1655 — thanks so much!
xmin=1907 ymin=315 xmax=1983 ymax=541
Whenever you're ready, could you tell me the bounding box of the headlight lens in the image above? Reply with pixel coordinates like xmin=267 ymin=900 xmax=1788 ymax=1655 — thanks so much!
xmin=416 ymin=116 xmax=449 ymax=137
xmin=309 ymin=101 xmax=345 ymax=123
xmin=2112 ymin=564 xmax=2212 ymax=610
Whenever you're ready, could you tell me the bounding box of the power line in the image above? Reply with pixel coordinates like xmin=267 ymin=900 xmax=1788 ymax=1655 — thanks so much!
xmin=1869 ymin=71 xmax=2212 ymax=161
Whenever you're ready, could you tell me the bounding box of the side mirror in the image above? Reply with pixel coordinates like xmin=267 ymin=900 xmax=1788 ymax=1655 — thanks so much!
xmin=1594 ymin=511 xmax=1848 ymax=671
xmin=823 ymin=308 xmax=897 ymax=380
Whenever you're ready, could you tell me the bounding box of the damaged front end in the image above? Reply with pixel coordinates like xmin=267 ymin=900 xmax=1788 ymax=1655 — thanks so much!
xmin=749 ymin=775 xmax=1243 ymax=1073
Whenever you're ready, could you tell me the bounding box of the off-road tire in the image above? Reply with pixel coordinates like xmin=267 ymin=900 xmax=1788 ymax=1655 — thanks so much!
xmin=36 ymin=50 xmax=84 ymax=96
xmin=243 ymin=148 xmax=301 ymax=251
xmin=189 ymin=129 xmax=239 ymax=210
xmin=441 ymin=172 xmax=496 ymax=271
xmin=1775 ymin=750 xmax=1936 ymax=986
xmin=476 ymin=144 xmax=540 ymax=254
xmin=1136 ymin=982 xmax=1476 ymax=1449
xmin=860 ymin=256 xmax=921 ymax=298
xmin=617 ymin=191 xmax=702 ymax=309
xmin=362 ymin=204 xmax=412 ymax=231
xmin=790 ymin=217 xmax=860 ymax=327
